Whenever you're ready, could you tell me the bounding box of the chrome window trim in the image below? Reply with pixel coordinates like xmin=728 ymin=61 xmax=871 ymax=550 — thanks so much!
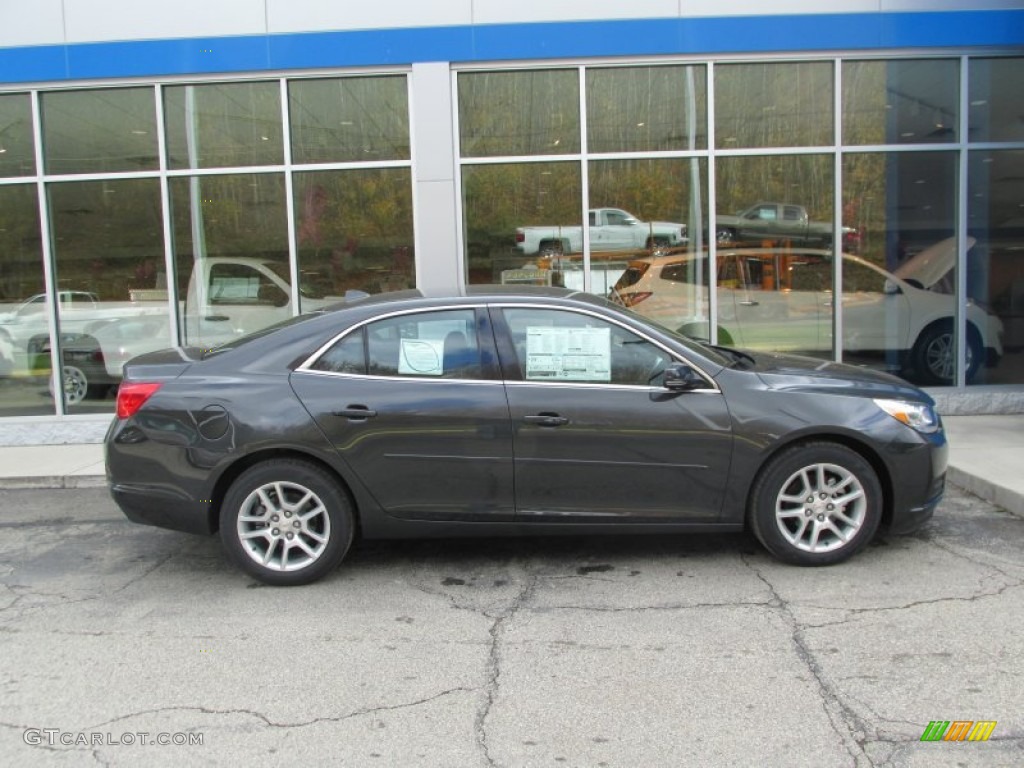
xmin=295 ymin=303 xmax=489 ymax=380
xmin=295 ymin=299 xmax=721 ymax=393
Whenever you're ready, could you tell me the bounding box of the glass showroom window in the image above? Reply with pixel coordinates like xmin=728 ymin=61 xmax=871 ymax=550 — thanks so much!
xmin=293 ymin=168 xmax=414 ymax=306
xmin=0 ymin=184 xmax=50 ymax=417
xmin=47 ymin=178 xmax=168 ymax=413
xmin=0 ymin=92 xmax=35 ymax=177
xmin=41 ymin=87 xmax=158 ymax=175
xmin=968 ymin=149 xmax=1024 ymax=387
xmin=168 ymin=173 xmax=288 ymax=349
xmin=709 ymin=154 xmax=835 ymax=359
xmin=459 ymin=69 xmax=580 ymax=158
xmin=164 ymin=81 xmax=283 ymax=169
xmin=590 ymin=158 xmax=707 ymax=312
xmin=842 ymin=151 xmax=962 ymax=385
xmin=462 ymin=161 xmax=581 ymax=286
xmin=586 ymin=65 xmax=707 ymax=153
xmin=715 ymin=62 xmax=833 ymax=149
xmin=289 ymin=76 xmax=410 ymax=164
xmin=842 ymin=59 xmax=959 ymax=145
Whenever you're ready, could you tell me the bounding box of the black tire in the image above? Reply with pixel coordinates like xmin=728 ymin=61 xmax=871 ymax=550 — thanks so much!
xmin=910 ymin=321 xmax=982 ymax=386
xmin=748 ymin=442 xmax=882 ymax=566
xmin=537 ymin=240 xmax=565 ymax=258
xmin=716 ymin=227 xmax=737 ymax=244
xmin=219 ymin=459 xmax=355 ymax=586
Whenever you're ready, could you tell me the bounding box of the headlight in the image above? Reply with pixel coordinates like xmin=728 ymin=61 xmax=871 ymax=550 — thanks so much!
xmin=873 ymin=399 xmax=940 ymax=433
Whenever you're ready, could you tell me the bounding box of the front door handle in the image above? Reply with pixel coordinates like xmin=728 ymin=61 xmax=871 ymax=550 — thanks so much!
xmin=334 ymin=406 xmax=378 ymax=420
xmin=738 ymin=300 xmax=760 ymax=307
xmin=523 ymin=413 xmax=569 ymax=427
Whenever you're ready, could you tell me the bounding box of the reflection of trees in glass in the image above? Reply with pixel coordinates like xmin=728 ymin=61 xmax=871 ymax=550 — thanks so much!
xmin=715 ymin=62 xmax=832 ymax=149
xmin=717 ymin=155 xmax=833 ymax=222
xmin=586 ymin=66 xmax=707 ymax=153
xmin=41 ymin=88 xmax=159 ymax=175
xmin=49 ymin=179 xmax=165 ymax=300
xmin=164 ymin=82 xmax=283 ymax=169
xmin=0 ymin=185 xmax=43 ymax=301
xmin=295 ymin=169 xmax=414 ymax=294
xmin=0 ymin=93 xmax=35 ymax=177
xmin=843 ymin=153 xmax=887 ymax=261
xmin=459 ymin=70 xmax=580 ymax=157
xmin=463 ymin=162 xmax=581 ymax=240
xmin=589 ymin=159 xmax=703 ymax=226
xmin=289 ymin=76 xmax=410 ymax=163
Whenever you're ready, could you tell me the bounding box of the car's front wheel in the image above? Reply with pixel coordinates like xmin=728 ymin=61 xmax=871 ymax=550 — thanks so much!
xmin=220 ymin=459 xmax=355 ymax=586
xmin=748 ymin=442 xmax=882 ymax=566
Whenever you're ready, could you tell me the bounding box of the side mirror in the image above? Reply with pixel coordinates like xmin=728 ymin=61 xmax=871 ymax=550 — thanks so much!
xmin=663 ymin=363 xmax=707 ymax=391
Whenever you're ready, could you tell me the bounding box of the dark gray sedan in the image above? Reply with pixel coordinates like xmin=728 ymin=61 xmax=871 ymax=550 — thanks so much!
xmin=106 ymin=287 xmax=947 ymax=585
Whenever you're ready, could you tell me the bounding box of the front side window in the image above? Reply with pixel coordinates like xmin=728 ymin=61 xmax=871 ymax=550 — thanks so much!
xmin=500 ymin=308 xmax=670 ymax=386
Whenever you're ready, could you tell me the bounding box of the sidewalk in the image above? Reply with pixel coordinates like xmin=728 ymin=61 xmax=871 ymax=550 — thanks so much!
xmin=0 ymin=416 xmax=1022 ymax=519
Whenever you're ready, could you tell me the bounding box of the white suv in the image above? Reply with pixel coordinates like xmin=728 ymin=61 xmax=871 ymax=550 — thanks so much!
xmin=610 ymin=238 xmax=1003 ymax=385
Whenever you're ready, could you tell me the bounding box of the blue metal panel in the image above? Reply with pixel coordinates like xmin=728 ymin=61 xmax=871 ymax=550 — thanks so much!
xmin=1 ymin=11 xmax=1022 ymax=85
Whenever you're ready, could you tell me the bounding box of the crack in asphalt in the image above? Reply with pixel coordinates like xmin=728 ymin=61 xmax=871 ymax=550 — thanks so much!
xmin=0 ymin=551 xmax=179 ymax=619
xmin=45 ymin=686 xmax=479 ymax=734
xmin=475 ymin=568 xmax=540 ymax=768
xmin=798 ymin=580 xmax=1024 ymax=630
xmin=741 ymin=554 xmax=872 ymax=768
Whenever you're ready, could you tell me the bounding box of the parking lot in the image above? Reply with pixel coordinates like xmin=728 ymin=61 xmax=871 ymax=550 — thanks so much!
xmin=1 ymin=484 xmax=1022 ymax=767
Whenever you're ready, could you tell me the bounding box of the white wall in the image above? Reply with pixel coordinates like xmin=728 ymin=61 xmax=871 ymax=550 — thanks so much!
xmin=4 ymin=1 xmax=1023 ymax=48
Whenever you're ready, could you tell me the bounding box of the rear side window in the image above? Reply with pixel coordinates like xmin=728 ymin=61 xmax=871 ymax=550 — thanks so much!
xmin=311 ymin=329 xmax=366 ymax=374
xmin=310 ymin=309 xmax=485 ymax=379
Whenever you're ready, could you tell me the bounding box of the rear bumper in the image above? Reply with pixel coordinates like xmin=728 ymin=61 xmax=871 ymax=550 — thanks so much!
xmin=110 ymin=482 xmax=214 ymax=535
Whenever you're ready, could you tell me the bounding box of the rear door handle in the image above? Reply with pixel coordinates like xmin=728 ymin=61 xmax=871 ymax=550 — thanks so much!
xmin=738 ymin=300 xmax=759 ymax=307
xmin=523 ymin=413 xmax=569 ymax=427
xmin=334 ymin=406 xmax=378 ymax=420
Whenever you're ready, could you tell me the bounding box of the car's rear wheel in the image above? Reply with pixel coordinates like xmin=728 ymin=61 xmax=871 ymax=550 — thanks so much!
xmin=749 ymin=442 xmax=882 ymax=566
xmin=220 ymin=459 xmax=354 ymax=586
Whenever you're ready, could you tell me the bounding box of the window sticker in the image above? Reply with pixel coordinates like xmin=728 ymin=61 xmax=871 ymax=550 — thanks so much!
xmin=399 ymin=338 xmax=444 ymax=375
xmin=525 ymin=326 xmax=611 ymax=381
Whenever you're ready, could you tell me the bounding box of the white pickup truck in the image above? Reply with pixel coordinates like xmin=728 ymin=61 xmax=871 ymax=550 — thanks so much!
xmin=515 ymin=208 xmax=688 ymax=256
xmin=5 ymin=257 xmax=343 ymax=404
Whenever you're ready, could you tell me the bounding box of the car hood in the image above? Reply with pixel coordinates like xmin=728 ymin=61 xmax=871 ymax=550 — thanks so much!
xmin=747 ymin=350 xmax=933 ymax=403
xmin=892 ymin=236 xmax=974 ymax=289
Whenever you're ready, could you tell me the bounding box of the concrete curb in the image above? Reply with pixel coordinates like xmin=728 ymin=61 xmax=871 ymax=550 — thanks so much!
xmin=947 ymin=467 xmax=1024 ymax=520
xmin=0 ymin=475 xmax=107 ymax=490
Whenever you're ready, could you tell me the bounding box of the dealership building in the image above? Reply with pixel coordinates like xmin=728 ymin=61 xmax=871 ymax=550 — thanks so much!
xmin=0 ymin=1 xmax=1022 ymax=442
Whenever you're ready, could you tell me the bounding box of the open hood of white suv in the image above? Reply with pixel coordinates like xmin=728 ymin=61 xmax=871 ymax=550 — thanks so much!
xmin=892 ymin=236 xmax=975 ymax=290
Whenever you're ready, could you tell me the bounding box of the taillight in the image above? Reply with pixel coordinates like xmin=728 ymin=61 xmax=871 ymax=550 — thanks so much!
xmin=621 ymin=291 xmax=653 ymax=307
xmin=515 ymin=231 xmax=525 ymax=243
xmin=116 ymin=382 xmax=162 ymax=419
